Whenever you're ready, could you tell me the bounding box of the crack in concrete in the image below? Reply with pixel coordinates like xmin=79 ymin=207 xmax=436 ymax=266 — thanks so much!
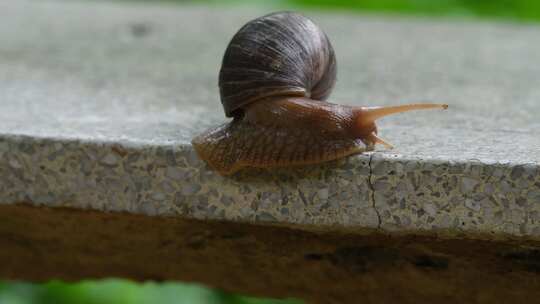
xmin=368 ymin=153 xmax=382 ymax=229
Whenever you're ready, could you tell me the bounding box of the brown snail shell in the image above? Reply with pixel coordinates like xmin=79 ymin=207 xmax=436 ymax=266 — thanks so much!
xmin=192 ymin=12 xmax=447 ymax=175
xmin=219 ymin=11 xmax=337 ymax=117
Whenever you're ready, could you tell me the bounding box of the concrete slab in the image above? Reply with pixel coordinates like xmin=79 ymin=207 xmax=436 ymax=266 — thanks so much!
xmin=1 ymin=0 xmax=540 ymax=237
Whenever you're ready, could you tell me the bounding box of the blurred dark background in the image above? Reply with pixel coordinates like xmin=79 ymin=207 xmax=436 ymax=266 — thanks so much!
xmin=2 ymin=0 xmax=539 ymax=303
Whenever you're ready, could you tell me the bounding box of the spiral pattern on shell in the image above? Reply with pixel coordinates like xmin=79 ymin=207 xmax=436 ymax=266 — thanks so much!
xmin=219 ymin=11 xmax=337 ymax=117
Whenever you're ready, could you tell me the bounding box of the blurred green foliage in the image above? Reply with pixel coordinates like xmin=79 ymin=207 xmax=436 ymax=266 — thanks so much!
xmin=304 ymin=0 xmax=540 ymax=20
xmin=288 ymin=0 xmax=540 ymax=22
xmin=0 ymin=280 xmax=302 ymax=304
xmin=181 ymin=0 xmax=540 ymax=22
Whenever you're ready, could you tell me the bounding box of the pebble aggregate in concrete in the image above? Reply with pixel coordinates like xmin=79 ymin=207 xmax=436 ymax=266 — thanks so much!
xmin=2 ymin=134 xmax=540 ymax=237
xmin=0 ymin=136 xmax=379 ymax=228
xmin=370 ymin=155 xmax=540 ymax=236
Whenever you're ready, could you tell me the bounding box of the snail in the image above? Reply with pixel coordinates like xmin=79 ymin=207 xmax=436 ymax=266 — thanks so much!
xmin=192 ymin=11 xmax=447 ymax=175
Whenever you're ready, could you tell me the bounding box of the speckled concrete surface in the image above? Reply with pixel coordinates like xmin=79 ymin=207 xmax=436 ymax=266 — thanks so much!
xmin=1 ymin=0 xmax=539 ymax=237
xmin=0 ymin=136 xmax=378 ymax=227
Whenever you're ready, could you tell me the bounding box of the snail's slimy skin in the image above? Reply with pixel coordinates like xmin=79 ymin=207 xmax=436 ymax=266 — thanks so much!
xmin=192 ymin=97 xmax=369 ymax=175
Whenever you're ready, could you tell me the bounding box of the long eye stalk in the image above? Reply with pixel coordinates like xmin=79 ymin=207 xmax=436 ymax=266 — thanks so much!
xmin=361 ymin=103 xmax=448 ymax=125
xmin=357 ymin=103 xmax=448 ymax=149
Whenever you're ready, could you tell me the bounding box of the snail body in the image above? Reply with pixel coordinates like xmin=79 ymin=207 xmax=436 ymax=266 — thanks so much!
xmin=192 ymin=12 xmax=447 ymax=175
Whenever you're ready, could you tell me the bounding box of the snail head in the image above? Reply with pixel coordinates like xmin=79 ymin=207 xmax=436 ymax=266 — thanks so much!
xmin=354 ymin=103 xmax=449 ymax=149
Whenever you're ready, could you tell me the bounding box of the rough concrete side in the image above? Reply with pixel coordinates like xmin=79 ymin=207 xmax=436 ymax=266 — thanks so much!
xmin=371 ymin=155 xmax=540 ymax=236
xmin=0 ymin=135 xmax=379 ymax=228
xmin=3 ymin=134 xmax=540 ymax=238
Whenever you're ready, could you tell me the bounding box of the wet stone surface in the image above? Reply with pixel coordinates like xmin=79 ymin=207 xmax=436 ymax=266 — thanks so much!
xmin=1 ymin=0 xmax=540 ymax=238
